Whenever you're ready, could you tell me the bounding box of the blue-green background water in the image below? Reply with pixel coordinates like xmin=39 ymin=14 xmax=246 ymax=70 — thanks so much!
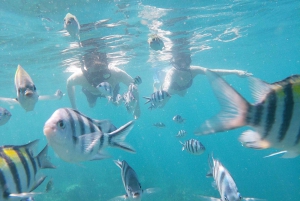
xmin=0 ymin=0 xmax=299 ymax=200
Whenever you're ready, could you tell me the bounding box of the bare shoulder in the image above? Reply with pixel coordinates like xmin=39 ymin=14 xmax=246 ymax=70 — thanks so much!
xmin=67 ymin=71 xmax=86 ymax=85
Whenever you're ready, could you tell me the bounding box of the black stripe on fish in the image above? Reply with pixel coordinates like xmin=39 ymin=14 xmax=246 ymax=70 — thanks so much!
xmin=2 ymin=151 xmax=22 ymax=193
xmin=253 ymin=103 xmax=264 ymax=126
xmin=64 ymin=109 xmax=76 ymax=144
xmin=15 ymin=148 xmax=31 ymax=188
xmin=278 ymin=83 xmax=294 ymax=142
xmin=262 ymin=91 xmax=277 ymax=139
xmin=74 ymin=110 xmax=86 ymax=136
xmin=25 ymin=149 xmax=37 ymax=175
xmin=246 ymin=105 xmax=253 ymax=124
xmin=295 ymin=126 xmax=300 ymax=145
xmin=0 ymin=169 xmax=10 ymax=198
xmin=99 ymin=135 xmax=104 ymax=150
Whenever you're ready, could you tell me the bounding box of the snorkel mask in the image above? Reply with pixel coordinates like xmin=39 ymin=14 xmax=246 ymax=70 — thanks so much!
xmin=171 ymin=54 xmax=191 ymax=70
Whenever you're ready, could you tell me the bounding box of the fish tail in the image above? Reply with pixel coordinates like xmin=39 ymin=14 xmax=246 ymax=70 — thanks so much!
xmin=108 ymin=121 xmax=136 ymax=153
xmin=143 ymin=97 xmax=151 ymax=104
xmin=36 ymin=145 xmax=56 ymax=169
xmin=195 ymin=70 xmax=250 ymax=135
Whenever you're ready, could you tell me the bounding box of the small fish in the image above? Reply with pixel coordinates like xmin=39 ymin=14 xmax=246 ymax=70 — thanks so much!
xmin=64 ymin=13 xmax=80 ymax=39
xmin=45 ymin=178 xmax=53 ymax=193
xmin=0 ymin=107 xmax=11 ymax=126
xmin=133 ymin=76 xmax=142 ymax=85
xmin=148 ymin=35 xmax=164 ymax=51
xmin=195 ymin=71 xmax=300 ymax=158
xmin=43 ymin=108 xmax=135 ymax=163
xmin=143 ymin=90 xmax=171 ymax=110
xmin=0 ymin=65 xmax=63 ymax=112
xmin=97 ymin=82 xmax=112 ymax=97
xmin=153 ymin=122 xmax=166 ymax=128
xmin=198 ymin=155 xmax=265 ymax=201
xmin=0 ymin=140 xmax=55 ymax=200
xmin=176 ymin=130 xmax=187 ymax=138
xmin=180 ymin=139 xmax=205 ymax=155
xmin=173 ymin=115 xmax=185 ymax=124
xmin=111 ymin=160 xmax=158 ymax=201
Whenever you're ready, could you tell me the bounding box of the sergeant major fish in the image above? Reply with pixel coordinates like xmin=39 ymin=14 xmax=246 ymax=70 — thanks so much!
xmin=173 ymin=115 xmax=185 ymax=124
xmin=110 ymin=160 xmax=158 ymax=201
xmin=198 ymin=155 xmax=264 ymax=201
xmin=97 ymin=82 xmax=112 ymax=98
xmin=133 ymin=76 xmax=142 ymax=85
xmin=153 ymin=122 xmax=165 ymax=128
xmin=64 ymin=13 xmax=80 ymax=39
xmin=195 ymin=71 xmax=300 ymax=158
xmin=0 ymin=140 xmax=55 ymax=200
xmin=0 ymin=107 xmax=11 ymax=126
xmin=176 ymin=130 xmax=187 ymax=138
xmin=143 ymin=90 xmax=171 ymax=110
xmin=0 ymin=65 xmax=63 ymax=112
xmin=43 ymin=108 xmax=135 ymax=163
xmin=180 ymin=139 xmax=205 ymax=155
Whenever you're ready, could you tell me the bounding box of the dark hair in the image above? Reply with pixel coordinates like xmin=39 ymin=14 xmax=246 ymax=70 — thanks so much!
xmin=82 ymin=51 xmax=108 ymax=70
xmin=171 ymin=52 xmax=191 ymax=70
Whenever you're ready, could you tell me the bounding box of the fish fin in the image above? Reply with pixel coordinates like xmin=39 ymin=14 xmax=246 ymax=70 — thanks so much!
xmin=113 ymin=159 xmax=123 ymax=168
xmin=89 ymin=152 xmax=111 ymax=161
xmin=143 ymin=97 xmax=151 ymax=104
xmin=248 ymin=77 xmax=272 ymax=103
xmin=264 ymin=150 xmax=299 ymax=159
xmin=179 ymin=141 xmax=185 ymax=151
xmin=108 ymin=195 xmax=128 ymax=201
xmin=77 ymin=133 xmax=101 ymax=154
xmin=29 ymin=176 xmax=47 ymax=192
xmin=93 ymin=119 xmax=117 ymax=133
xmin=109 ymin=121 xmax=135 ymax=153
xmin=239 ymin=130 xmax=270 ymax=149
xmin=22 ymin=139 xmax=39 ymax=154
xmin=143 ymin=187 xmax=161 ymax=194
xmin=243 ymin=198 xmax=266 ymax=201
xmin=197 ymin=195 xmax=221 ymax=201
xmin=211 ymin=181 xmax=217 ymax=189
xmin=195 ymin=70 xmax=249 ymax=135
xmin=36 ymin=144 xmax=56 ymax=169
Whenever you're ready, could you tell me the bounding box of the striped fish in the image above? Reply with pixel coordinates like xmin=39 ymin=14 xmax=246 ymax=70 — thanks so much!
xmin=198 ymin=155 xmax=264 ymax=201
xmin=173 ymin=115 xmax=185 ymax=124
xmin=195 ymin=71 xmax=300 ymax=158
xmin=43 ymin=108 xmax=135 ymax=163
xmin=153 ymin=122 xmax=166 ymax=128
xmin=0 ymin=140 xmax=55 ymax=200
xmin=133 ymin=76 xmax=142 ymax=85
xmin=0 ymin=65 xmax=63 ymax=112
xmin=96 ymin=82 xmax=112 ymax=97
xmin=0 ymin=107 xmax=11 ymax=126
xmin=143 ymin=90 xmax=171 ymax=110
xmin=111 ymin=160 xmax=157 ymax=201
xmin=180 ymin=139 xmax=205 ymax=155
xmin=176 ymin=130 xmax=187 ymax=138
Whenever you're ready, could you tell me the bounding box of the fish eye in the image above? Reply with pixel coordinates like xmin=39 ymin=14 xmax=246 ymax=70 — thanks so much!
xmin=224 ymin=197 xmax=228 ymax=201
xmin=57 ymin=120 xmax=65 ymax=129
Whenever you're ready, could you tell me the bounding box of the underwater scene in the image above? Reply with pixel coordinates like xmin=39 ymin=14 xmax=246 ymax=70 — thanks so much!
xmin=0 ymin=0 xmax=299 ymax=201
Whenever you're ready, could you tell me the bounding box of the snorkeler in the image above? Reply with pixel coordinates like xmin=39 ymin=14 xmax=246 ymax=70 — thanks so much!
xmin=157 ymin=52 xmax=252 ymax=104
xmin=67 ymin=51 xmax=140 ymax=119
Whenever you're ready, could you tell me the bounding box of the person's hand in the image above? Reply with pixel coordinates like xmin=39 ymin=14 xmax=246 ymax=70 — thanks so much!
xmin=55 ymin=90 xmax=64 ymax=100
xmin=236 ymin=70 xmax=253 ymax=77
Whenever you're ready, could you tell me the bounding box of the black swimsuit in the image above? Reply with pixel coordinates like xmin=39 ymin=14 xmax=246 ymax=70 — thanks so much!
xmin=169 ymin=67 xmax=193 ymax=91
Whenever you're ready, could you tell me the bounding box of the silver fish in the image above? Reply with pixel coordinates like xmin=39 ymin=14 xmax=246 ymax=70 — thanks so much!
xmin=0 ymin=107 xmax=11 ymax=126
xmin=64 ymin=13 xmax=80 ymax=39
xmin=198 ymin=155 xmax=265 ymax=201
xmin=111 ymin=160 xmax=158 ymax=201
xmin=176 ymin=130 xmax=187 ymax=138
xmin=173 ymin=115 xmax=185 ymax=124
xmin=153 ymin=122 xmax=166 ymax=128
xmin=0 ymin=140 xmax=55 ymax=200
xmin=195 ymin=71 xmax=300 ymax=158
xmin=148 ymin=35 xmax=164 ymax=51
xmin=143 ymin=90 xmax=171 ymax=110
xmin=97 ymin=82 xmax=112 ymax=97
xmin=43 ymin=108 xmax=135 ymax=163
xmin=180 ymin=139 xmax=205 ymax=155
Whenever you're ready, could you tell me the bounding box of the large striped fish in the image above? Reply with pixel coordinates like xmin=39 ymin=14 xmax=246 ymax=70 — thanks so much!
xmin=0 ymin=65 xmax=63 ymax=112
xmin=43 ymin=108 xmax=135 ymax=163
xmin=195 ymin=71 xmax=300 ymax=158
xmin=110 ymin=160 xmax=157 ymax=201
xmin=0 ymin=140 xmax=55 ymax=201
xmin=198 ymin=155 xmax=264 ymax=201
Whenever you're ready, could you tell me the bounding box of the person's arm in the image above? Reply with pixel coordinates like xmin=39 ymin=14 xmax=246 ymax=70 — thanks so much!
xmin=190 ymin=65 xmax=252 ymax=77
xmin=66 ymin=72 xmax=81 ymax=109
xmin=115 ymin=68 xmax=135 ymax=86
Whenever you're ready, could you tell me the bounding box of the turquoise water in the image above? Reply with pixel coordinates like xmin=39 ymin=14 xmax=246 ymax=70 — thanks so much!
xmin=0 ymin=0 xmax=300 ymax=200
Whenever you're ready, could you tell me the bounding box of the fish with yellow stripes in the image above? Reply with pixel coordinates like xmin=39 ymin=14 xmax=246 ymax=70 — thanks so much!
xmin=195 ymin=71 xmax=300 ymax=158
xmin=0 ymin=140 xmax=55 ymax=200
